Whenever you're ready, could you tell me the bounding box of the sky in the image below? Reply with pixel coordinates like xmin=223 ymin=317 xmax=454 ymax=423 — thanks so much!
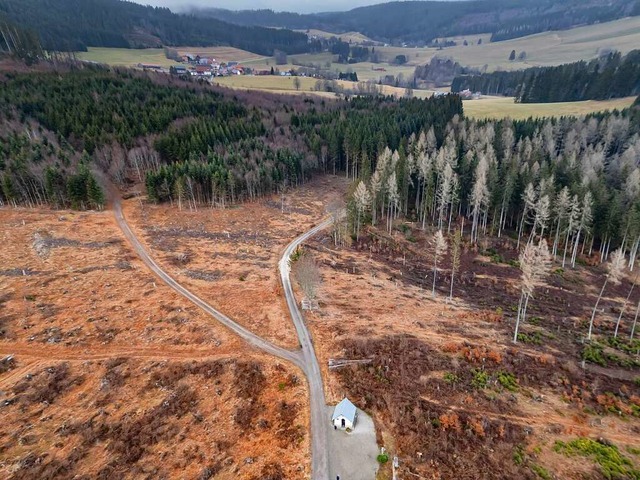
xmin=132 ymin=0 xmax=402 ymax=14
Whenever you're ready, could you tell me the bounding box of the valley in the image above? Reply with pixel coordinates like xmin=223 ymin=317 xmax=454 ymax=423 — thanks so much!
xmin=1 ymin=1 xmax=640 ymax=479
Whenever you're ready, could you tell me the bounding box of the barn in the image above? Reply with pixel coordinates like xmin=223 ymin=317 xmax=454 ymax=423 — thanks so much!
xmin=331 ymin=397 xmax=357 ymax=430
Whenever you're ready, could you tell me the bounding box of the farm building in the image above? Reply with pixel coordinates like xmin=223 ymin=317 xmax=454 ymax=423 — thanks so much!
xmin=331 ymin=398 xmax=357 ymax=430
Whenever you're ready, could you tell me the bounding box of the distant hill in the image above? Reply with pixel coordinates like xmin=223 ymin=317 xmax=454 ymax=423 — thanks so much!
xmin=0 ymin=0 xmax=310 ymax=55
xmin=199 ymin=0 xmax=640 ymax=45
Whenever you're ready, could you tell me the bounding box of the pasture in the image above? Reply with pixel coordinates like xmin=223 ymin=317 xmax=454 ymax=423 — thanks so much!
xmin=76 ymin=47 xmax=180 ymax=67
xmin=463 ymin=96 xmax=637 ymax=120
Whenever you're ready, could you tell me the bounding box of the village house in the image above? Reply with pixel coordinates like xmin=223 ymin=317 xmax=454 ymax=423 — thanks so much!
xmin=331 ymin=398 xmax=357 ymax=431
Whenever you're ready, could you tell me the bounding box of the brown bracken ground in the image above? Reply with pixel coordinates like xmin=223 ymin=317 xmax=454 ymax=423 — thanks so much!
xmin=0 ymin=177 xmax=350 ymax=479
xmin=303 ymin=217 xmax=640 ymax=480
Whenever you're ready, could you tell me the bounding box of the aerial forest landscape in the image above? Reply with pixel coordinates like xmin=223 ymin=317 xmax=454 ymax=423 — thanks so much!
xmin=1 ymin=0 xmax=640 ymax=479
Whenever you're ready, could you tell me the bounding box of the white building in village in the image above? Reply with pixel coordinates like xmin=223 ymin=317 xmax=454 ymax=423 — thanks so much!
xmin=331 ymin=397 xmax=357 ymax=430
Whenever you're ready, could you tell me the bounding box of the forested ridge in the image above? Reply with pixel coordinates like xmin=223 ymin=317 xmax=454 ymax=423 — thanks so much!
xmin=452 ymin=50 xmax=640 ymax=103
xmin=0 ymin=0 xmax=310 ymax=55
xmin=0 ymin=65 xmax=462 ymax=211
xmin=199 ymin=0 xmax=640 ymax=44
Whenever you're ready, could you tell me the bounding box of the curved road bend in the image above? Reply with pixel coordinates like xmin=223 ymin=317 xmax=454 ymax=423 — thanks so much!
xmin=279 ymin=219 xmax=333 ymax=480
xmin=112 ymin=196 xmax=332 ymax=479
xmin=111 ymin=197 xmax=302 ymax=368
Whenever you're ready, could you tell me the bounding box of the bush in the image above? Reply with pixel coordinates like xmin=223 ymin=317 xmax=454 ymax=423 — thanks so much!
xmin=517 ymin=332 xmax=543 ymax=345
xmin=498 ymin=372 xmax=519 ymax=392
xmin=554 ymin=438 xmax=640 ymax=479
xmin=471 ymin=369 xmax=489 ymax=389
xmin=582 ymin=343 xmax=607 ymax=367
xmin=443 ymin=372 xmax=460 ymax=384
xmin=377 ymin=453 xmax=389 ymax=464
xmin=513 ymin=445 xmax=525 ymax=465
xmin=530 ymin=463 xmax=552 ymax=479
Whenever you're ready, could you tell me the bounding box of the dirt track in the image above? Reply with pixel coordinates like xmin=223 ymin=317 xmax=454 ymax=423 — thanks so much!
xmin=113 ymin=196 xmax=331 ymax=479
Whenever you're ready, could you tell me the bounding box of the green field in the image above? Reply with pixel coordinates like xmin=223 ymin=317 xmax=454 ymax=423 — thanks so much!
xmin=463 ymin=96 xmax=637 ymax=120
xmin=215 ymin=75 xmax=634 ymax=120
xmin=76 ymin=47 xmax=181 ymax=67
xmin=214 ymin=75 xmax=434 ymax=99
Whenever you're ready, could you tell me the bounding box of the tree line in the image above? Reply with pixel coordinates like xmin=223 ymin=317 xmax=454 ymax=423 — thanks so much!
xmin=342 ymin=103 xmax=640 ymax=340
xmin=145 ymin=141 xmax=310 ymax=208
xmin=0 ymin=67 xmax=248 ymax=209
xmin=0 ymin=131 xmax=104 ymax=209
xmin=291 ymin=95 xmax=463 ymax=177
xmin=345 ymin=106 xmax=640 ymax=266
xmin=0 ymin=18 xmax=44 ymax=65
xmin=0 ymin=0 xmax=310 ymax=55
xmin=452 ymin=50 xmax=640 ymax=103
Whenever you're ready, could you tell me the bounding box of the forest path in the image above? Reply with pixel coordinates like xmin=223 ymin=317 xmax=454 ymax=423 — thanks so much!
xmin=112 ymin=195 xmax=331 ymax=479
xmin=112 ymin=197 xmax=303 ymax=367
xmin=279 ymin=218 xmax=332 ymax=480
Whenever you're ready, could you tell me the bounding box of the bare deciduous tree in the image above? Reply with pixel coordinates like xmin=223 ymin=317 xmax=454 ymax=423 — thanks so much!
xmin=514 ymin=240 xmax=552 ymax=343
xmin=588 ymin=248 xmax=625 ymax=340
xmin=292 ymin=251 xmax=322 ymax=301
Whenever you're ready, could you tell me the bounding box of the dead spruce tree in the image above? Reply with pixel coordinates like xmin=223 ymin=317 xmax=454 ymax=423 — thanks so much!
xmin=514 ymin=240 xmax=552 ymax=343
xmin=588 ymin=248 xmax=626 ymax=340
xmin=517 ymin=183 xmax=536 ymax=249
xmin=431 ymin=229 xmax=448 ymax=298
xmin=449 ymin=226 xmax=462 ymax=301
xmin=327 ymin=198 xmax=347 ymax=247
xmin=614 ymin=272 xmax=638 ymax=338
xmin=353 ymin=180 xmax=371 ymax=241
xmin=386 ymin=171 xmax=400 ymax=234
xmin=369 ymin=169 xmax=382 ymax=226
xmin=631 ymin=298 xmax=640 ymax=340
xmin=470 ymin=153 xmax=489 ymax=244
xmin=552 ymin=187 xmax=571 ymax=257
xmin=571 ymin=191 xmax=593 ymax=269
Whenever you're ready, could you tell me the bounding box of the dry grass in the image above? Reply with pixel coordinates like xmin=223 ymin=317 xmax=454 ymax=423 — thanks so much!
xmin=300 ymin=29 xmax=376 ymax=44
xmin=0 ymin=357 xmax=308 ymax=479
xmin=175 ymin=46 xmax=269 ymax=64
xmin=464 ymin=96 xmax=637 ymax=120
xmin=372 ymin=16 xmax=640 ymax=72
xmin=214 ymin=75 xmax=434 ymax=99
xmin=123 ymin=176 xmax=348 ymax=350
xmin=301 ymin=222 xmax=640 ymax=479
xmin=76 ymin=47 xmax=180 ymax=68
xmin=0 ymin=209 xmax=235 ymax=349
xmin=0 ymin=203 xmax=316 ymax=478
